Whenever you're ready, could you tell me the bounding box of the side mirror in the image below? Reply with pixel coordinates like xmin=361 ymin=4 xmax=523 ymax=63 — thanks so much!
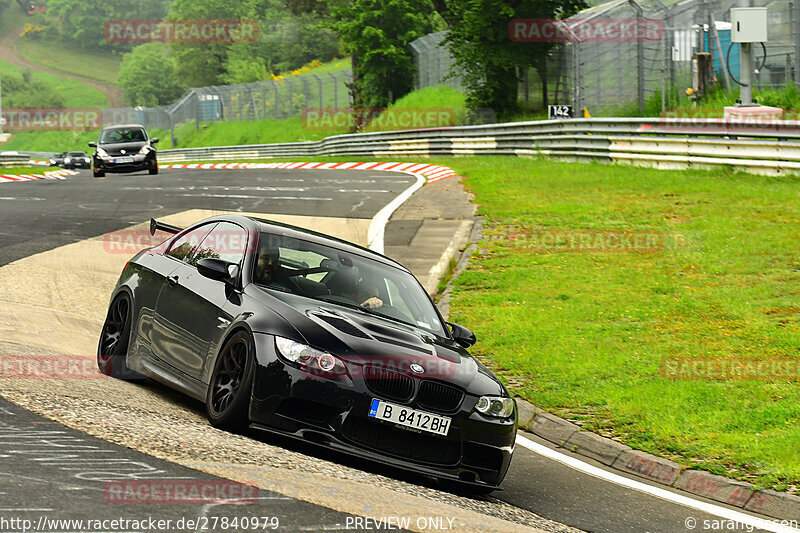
xmin=197 ymin=258 xmax=239 ymax=286
xmin=447 ymin=322 xmax=477 ymax=348
xmin=88 ymin=142 xmax=97 ymax=148
xmin=151 ymin=138 xmax=159 ymax=144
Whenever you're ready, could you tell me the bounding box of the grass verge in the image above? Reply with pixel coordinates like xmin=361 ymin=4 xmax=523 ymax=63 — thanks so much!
xmin=0 ymin=166 xmax=54 ymax=174
xmin=0 ymin=59 xmax=108 ymax=109
xmin=432 ymin=156 xmax=800 ymax=493
xmin=16 ymin=38 xmax=122 ymax=86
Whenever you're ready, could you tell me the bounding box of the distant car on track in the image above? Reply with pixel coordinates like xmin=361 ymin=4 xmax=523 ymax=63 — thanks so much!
xmin=89 ymin=124 xmax=158 ymax=178
xmin=63 ymin=151 xmax=91 ymax=170
xmin=97 ymin=215 xmax=518 ymax=491
xmin=49 ymin=152 xmax=66 ymax=167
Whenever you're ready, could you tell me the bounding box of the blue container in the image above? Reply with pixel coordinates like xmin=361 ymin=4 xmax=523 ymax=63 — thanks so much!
xmin=199 ymin=96 xmax=221 ymax=122
xmin=707 ymin=28 xmax=739 ymax=81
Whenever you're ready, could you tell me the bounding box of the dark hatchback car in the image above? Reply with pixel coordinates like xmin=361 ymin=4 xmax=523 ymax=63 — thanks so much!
xmin=98 ymin=215 xmax=517 ymax=490
xmin=49 ymin=152 xmax=66 ymax=167
xmin=89 ymin=124 xmax=158 ymax=178
xmin=63 ymin=151 xmax=91 ymax=169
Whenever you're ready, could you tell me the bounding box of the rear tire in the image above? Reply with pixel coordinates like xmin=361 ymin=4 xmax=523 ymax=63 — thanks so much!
xmin=97 ymin=294 xmax=140 ymax=379
xmin=206 ymin=331 xmax=255 ymax=431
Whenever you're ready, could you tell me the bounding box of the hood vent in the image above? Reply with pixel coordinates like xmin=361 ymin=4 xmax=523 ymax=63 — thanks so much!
xmin=373 ymin=335 xmax=434 ymax=356
xmin=313 ymin=313 xmax=371 ymax=339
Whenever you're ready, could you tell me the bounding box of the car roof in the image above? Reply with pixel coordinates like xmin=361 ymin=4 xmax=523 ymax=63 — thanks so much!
xmin=101 ymin=124 xmax=147 ymax=130
xmin=197 ymin=214 xmax=409 ymax=272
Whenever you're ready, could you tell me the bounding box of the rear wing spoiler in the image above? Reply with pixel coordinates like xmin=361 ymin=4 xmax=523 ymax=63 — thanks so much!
xmin=150 ymin=218 xmax=182 ymax=236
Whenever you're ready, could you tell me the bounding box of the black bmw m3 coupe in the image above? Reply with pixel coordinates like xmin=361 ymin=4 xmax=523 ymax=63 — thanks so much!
xmin=98 ymin=215 xmax=517 ymax=489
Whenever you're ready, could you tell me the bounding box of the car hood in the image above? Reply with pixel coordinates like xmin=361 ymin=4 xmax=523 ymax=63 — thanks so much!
xmin=246 ymin=287 xmax=506 ymax=396
xmin=98 ymin=142 xmax=147 ymax=155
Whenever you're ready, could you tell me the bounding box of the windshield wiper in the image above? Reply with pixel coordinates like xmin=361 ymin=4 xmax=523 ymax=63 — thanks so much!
xmin=316 ymin=295 xmax=375 ymax=313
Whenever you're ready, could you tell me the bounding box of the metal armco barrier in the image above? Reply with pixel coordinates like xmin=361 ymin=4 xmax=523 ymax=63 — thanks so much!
xmin=157 ymin=118 xmax=800 ymax=175
xmin=0 ymin=153 xmax=29 ymax=167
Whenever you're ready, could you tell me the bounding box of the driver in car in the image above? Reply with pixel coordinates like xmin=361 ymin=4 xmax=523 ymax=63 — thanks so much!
xmin=351 ymin=277 xmax=383 ymax=309
xmin=254 ymin=244 xmax=284 ymax=286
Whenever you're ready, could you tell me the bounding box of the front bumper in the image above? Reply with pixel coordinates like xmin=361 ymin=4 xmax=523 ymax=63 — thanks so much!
xmin=249 ymin=333 xmax=516 ymax=487
xmin=94 ymin=154 xmax=155 ymax=173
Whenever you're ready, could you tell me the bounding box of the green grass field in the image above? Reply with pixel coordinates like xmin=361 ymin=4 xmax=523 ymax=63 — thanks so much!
xmin=0 ymin=129 xmax=101 ymax=152
xmin=0 ymin=117 xmax=335 ymax=152
xmin=0 ymin=60 xmax=108 ymax=108
xmin=294 ymin=57 xmax=350 ymax=76
xmin=0 ymin=2 xmax=34 ymax=38
xmin=0 ymin=166 xmax=54 ymax=174
xmin=165 ymin=118 xmax=341 ymax=149
xmin=430 ymin=156 xmax=800 ymax=492
xmin=16 ymin=38 xmax=122 ymax=85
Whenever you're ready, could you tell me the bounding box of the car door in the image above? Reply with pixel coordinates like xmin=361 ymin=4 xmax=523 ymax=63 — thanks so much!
xmin=149 ymin=222 xmax=218 ymax=374
xmin=152 ymin=221 xmax=249 ymax=381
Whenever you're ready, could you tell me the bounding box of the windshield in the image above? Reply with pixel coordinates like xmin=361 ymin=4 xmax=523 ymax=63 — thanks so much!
xmin=252 ymin=232 xmax=444 ymax=335
xmin=67 ymin=152 xmax=85 ymax=157
xmin=99 ymin=128 xmax=147 ymax=144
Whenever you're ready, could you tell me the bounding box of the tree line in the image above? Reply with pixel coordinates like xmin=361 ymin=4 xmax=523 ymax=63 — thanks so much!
xmin=9 ymin=0 xmax=587 ymax=120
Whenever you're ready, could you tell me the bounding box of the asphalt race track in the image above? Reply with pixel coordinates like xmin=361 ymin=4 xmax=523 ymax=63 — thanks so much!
xmin=0 ymin=167 xmax=416 ymax=267
xmin=0 ymin=168 xmax=792 ymax=533
xmin=0 ymin=397 xmax=375 ymax=532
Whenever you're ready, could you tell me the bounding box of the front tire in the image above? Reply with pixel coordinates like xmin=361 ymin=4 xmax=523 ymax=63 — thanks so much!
xmin=206 ymin=331 xmax=255 ymax=431
xmin=97 ymin=294 xmax=139 ymax=379
xmin=93 ymin=168 xmax=105 ymax=178
xmin=149 ymin=159 xmax=159 ymax=175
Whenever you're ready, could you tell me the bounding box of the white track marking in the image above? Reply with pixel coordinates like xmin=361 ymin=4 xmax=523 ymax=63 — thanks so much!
xmin=367 ymin=172 xmax=425 ymax=254
xmin=515 ymin=434 xmax=800 ymax=532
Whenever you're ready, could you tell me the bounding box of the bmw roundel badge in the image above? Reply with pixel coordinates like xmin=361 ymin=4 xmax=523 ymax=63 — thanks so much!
xmin=410 ymin=363 xmax=424 ymax=374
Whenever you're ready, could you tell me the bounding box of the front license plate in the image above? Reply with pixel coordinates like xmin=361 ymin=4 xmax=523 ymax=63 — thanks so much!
xmin=114 ymin=156 xmax=134 ymax=164
xmin=368 ymin=399 xmax=451 ymax=436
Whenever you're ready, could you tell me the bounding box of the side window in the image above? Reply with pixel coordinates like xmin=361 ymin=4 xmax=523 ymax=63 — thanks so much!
xmin=167 ymin=223 xmax=217 ymax=265
xmin=195 ymin=222 xmax=248 ymax=266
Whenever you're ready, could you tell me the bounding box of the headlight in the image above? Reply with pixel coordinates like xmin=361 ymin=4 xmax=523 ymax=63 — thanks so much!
xmin=474 ymin=396 xmax=515 ymax=418
xmin=96 ymin=147 xmax=108 ymax=158
xmin=275 ymin=336 xmax=346 ymax=375
xmin=138 ymin=145 xmax=151 ymax=155
xmin=84 ymin=157 xmax=91 ymax=163
xmin=64 ymin=157 xmax=71 ymax=163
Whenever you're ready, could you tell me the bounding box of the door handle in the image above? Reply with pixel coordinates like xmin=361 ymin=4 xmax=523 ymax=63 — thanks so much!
xmin=167 ymin=275 xmax=179 ymax=287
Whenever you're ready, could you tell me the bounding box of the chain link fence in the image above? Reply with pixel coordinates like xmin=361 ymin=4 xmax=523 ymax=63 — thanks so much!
xmin=411 ymin=0 xmax=800 ymax=115
xmin=408 ymin=31 xmax=464 ymax=90
xmin=102 ymin=70 xmax=352 ymax=138
xmin=99 ymin=0 xmax=800 ymax=135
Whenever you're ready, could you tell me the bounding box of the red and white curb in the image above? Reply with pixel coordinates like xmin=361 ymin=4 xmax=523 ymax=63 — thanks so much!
xmin=159 ymin=161 xmax=459 ymax=183
xmin=0 ymin=169 xmax=77 ymax=183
